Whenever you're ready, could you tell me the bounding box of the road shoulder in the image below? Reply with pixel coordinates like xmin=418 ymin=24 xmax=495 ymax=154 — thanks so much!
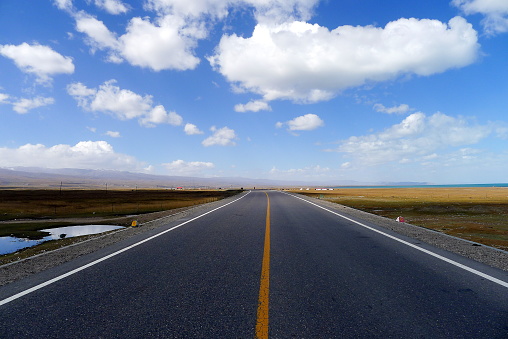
xmin=290 ymin=193 xmax=508 ymax=272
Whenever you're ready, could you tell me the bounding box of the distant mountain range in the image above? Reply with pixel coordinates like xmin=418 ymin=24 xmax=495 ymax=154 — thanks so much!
xmin=0 ymin=167 xmax=428 ymax=189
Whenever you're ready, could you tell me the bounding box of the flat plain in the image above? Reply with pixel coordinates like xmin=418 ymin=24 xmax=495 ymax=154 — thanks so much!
xmin=294 ymin=187 xmax=508 ymax=251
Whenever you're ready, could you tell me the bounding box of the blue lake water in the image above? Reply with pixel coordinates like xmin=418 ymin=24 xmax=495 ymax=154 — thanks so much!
xmin=0 ymin=225 xmax=124 ymax=256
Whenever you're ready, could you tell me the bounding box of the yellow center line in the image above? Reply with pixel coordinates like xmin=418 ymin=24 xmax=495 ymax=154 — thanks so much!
xmin=256 ymin=192 xmax=271 ymax=338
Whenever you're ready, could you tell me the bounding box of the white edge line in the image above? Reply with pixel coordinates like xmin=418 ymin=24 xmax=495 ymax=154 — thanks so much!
xmin=285 ymin=192 xmax=508 ymax=289
xmin=0 ymin=191 xmax=251 ymax=306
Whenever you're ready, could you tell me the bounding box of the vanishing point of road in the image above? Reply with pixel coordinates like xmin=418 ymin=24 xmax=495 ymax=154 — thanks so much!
xmin=0 ymin=190 xmax=507 ymax=338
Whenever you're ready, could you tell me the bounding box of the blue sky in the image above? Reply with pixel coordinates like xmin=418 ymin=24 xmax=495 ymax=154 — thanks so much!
xmin=0 ymin=0 xmax=507 ymax=184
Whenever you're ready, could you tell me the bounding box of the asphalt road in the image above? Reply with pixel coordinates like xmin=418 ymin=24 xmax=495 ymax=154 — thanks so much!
xmin=0 ymin=190 xmax=507 ymax=338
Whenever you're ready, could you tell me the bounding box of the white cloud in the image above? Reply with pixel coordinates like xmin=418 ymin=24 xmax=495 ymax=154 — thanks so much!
xmin=144 ymin=0 xmax=319 ymax=23
xmin=373 ymin=103 xmax=412 ymax=114
xmin=336 ymin=112 xmax=493 ymax=165
xmin=12 ymin=97 xmax=55 ymax=114
xmin=0 ymin=93 xmax=9 ymax=103
xmin=71 ymin=11 xmax=202 ymax=70
xmin=163 ymin=159 xmax=214 ymax=175
xmin=277 ymin=113 xmax=324 ymax=131
xmin=54 ymin=0 xmax=73 ymax=11
xmin=94 ymin=0 xmax=130 ymax=14
xmin=234 ymin=100 xmax=272 ymax=112
xmin=202 ymin=126 xmax=237 ymax=146
xmin=248 ymin=0 xmax=319 ymax=24
xmin=68 ymin=80 xmax=150 ymax=119
xmin=67 ymin=82 xmax=97 ymax=97
xmin=67 ymin=80 xmax=183 ymax=127
xmin=144 ymin=0 xmax=230 ymax=19
xmin=58 ymin=0 xmax=320 ymax=71
xmin=0 ymin=43 xmax=74 ymax=84
xmin=0 ymin=141 xmax=144 ymax=170
xmin=139 ymin=105 xmax=183 ymax=128
xmin=453 ymin=0 xmax=508 ymax=34
xmin=75 ymin=12 xmax=120 ymax=52
xmin=184 ymin=123 xmax=204 ymax=135
xmin=453 ymin=0 xmax=508 ymax=13
xmin=209 ymin=17 xmax=479 ymax=103
xmin=67 ymin=82 xmax=97 ymax=107
xmin=287 ymin=113 xmax=324 ymax=131
xmin=105 ymin=131 xmax=121 ymax=137
xmin=119 ymin=15 xmax=202 ymax=71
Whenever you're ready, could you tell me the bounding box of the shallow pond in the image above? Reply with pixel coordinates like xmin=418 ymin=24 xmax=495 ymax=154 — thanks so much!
xmin=0 ymin=225 xmax=124 ymax=256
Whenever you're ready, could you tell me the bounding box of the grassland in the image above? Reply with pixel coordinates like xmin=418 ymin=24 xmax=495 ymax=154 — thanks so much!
xmin=294 ymin=187 xmax=508 ymax=251
xmin=0 ymin=189 xmax=242 ymax=239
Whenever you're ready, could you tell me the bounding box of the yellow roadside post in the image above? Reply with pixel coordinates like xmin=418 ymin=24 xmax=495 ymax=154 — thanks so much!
xmin=131 ymin=220 xmax=138 ymax=227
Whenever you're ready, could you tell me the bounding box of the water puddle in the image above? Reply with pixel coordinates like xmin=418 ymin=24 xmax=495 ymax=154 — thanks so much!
xmin=0 ymin=225 xmax=124 ymax=256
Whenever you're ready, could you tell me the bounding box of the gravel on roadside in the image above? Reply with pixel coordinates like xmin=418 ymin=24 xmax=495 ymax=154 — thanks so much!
xmin=301 ymin=194 xmax=508 ymax=272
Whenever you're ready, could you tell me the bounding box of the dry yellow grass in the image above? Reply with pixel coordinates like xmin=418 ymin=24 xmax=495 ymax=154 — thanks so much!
xmin=294 ymin=187 xmax=508 ymax=251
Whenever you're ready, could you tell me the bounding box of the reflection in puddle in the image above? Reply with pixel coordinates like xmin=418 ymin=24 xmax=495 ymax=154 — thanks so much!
xmin=0 ymin=237 xmax=43 ymax=256
xmin=0 ymin=225 xmax=124 ymax=256
xmin=40 ymin=225 xmax=124 ymax=239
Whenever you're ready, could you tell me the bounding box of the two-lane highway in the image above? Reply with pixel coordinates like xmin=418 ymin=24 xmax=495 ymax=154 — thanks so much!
xmin=270 ymin=191 xmax=508 ymax=337
xmin=1 ymin=190 xmax=507 ymax=338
